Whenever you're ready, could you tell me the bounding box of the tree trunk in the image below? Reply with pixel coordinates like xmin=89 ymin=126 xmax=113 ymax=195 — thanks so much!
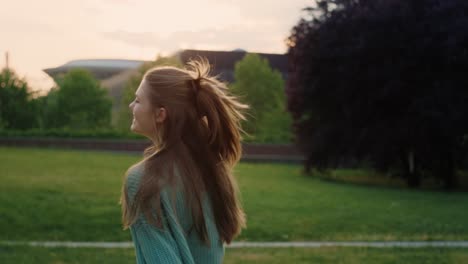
xmin=304 ymin=155 xmax=313 ymax=174
xmin=406 ymin=149 xmax=421 ymax=188
xmin=443 ymin=146 xmax=459 ymax=190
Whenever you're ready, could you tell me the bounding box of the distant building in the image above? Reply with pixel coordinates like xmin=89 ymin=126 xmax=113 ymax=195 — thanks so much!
xmin=43 ymin=49 xmax=288 ymax=125
xmin=43 ymin=59 xmax=147 ymax=81
xmin=176 ymin=49 xmax=288 ymax=82
xmin=43 ymin=49 xmax=287 ymax=84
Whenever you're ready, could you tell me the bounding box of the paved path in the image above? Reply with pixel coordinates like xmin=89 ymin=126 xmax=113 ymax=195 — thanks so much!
xmin=2 ymin=241 xmax=468 ymax=248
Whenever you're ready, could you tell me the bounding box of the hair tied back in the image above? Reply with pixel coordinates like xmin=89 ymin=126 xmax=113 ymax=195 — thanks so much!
xmin=190 ymin=78 xmax=201 ymax=95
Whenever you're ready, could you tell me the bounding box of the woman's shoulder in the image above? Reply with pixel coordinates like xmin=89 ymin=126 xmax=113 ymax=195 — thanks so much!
xmin=125 ymin=162 xmax=145 ymax=200
xmin=127 ymin=161 xmax=144 ymax=179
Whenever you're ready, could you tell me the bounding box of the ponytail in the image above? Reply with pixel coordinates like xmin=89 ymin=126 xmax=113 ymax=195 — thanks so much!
xmin=187 ymin=59 xmax=248 ymax=167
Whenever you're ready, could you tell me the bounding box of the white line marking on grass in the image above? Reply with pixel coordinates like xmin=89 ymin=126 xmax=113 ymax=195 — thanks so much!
xmin=1 ymin=241 xmax=134 ymax=248
xmin=227 ymin=241 xmax=468 ymax=248
xmin=2 ymin=241 xmax=468 ymax=248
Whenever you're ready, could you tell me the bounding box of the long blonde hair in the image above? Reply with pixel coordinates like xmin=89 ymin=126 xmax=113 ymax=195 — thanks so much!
xmin=120 ymin=58 xmax=247 ymax=245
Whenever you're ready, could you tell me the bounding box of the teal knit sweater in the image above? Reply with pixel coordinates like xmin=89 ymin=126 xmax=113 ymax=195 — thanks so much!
xmin=125 ymin=163 xmax=225 ymax=263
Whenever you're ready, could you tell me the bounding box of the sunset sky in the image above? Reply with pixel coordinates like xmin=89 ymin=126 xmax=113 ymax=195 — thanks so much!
xmin=1 ymin=0 xmax=311 ymax=93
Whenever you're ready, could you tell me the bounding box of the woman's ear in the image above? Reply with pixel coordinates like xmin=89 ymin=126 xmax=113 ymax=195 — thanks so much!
xmin=155 ymin=107 xmax=167 ymax=123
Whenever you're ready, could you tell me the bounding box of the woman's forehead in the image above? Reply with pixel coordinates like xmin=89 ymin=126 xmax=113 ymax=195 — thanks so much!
xmin=135 ymin=80 xmax=149 ymax=97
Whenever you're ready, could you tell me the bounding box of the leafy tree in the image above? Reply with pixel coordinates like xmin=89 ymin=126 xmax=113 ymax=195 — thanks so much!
xmin=0 ymin=69 xmax=40 ymax=130
xmin=116 ymin=55 xmax=183 ymax=132
xmin=52 ymin=69 xmax=112 ymax=130
xmin=39 ymin=87 xmax=60 ymax=129
xmin=287 ymin=0 xmax=468 ymax=189
xmin=230 ymin=53 xmax=292 ymax=143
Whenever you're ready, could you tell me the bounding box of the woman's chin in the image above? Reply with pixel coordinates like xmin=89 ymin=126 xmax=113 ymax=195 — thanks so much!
xmin=130 ymin=125 xmax=145 ymax=137
xmin=130 ymin=124 xmax=138 ymax=133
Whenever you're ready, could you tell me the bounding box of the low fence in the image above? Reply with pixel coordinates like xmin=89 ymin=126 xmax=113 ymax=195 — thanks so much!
xmin=0 ymin=137 xmax=304 ymax=163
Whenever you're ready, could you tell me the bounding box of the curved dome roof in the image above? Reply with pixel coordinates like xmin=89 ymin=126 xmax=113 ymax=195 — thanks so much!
xmin=62 ymin=59 xmax=145 ymax=69
xmin=44 ymin=59 xmax=147 ymax=80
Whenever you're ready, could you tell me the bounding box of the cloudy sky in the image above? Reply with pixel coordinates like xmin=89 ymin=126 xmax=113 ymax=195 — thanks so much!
xmin=1 ymin=0 xmax=311 ymax=93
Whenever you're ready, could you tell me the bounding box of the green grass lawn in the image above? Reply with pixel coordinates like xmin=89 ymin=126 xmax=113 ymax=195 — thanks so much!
xmin=1 ymin=146 xmax=468 ymax=263
xmin=1 ymin=146 xmax=468 ymax=242
xmin=1 ymin=246 xmax=467 ymax=264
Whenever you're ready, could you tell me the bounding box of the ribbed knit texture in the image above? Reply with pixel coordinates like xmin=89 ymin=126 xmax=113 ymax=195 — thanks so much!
xmin=126 ymin=163 xmax=225 ymax=264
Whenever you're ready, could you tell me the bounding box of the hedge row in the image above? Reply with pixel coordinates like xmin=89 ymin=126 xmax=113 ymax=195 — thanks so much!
xmin=0 ymin=128 xmax=144 ymax=139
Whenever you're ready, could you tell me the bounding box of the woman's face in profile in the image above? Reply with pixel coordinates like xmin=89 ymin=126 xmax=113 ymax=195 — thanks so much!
xmin=129 ymin=80 xmax=157 ymax=138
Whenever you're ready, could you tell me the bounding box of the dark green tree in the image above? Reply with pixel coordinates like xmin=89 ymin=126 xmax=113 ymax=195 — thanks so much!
xmin=287 ymin=0 xmax=468 ymax=189
xmin=0 ymin=69 xmax=40 ymax=130
xmin=40 ymin=87 xmax=60 ymax=129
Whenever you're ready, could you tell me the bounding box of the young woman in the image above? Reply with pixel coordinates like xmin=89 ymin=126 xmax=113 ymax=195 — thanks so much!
xmin=120 ymin=58 xmax=247 ymax=263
